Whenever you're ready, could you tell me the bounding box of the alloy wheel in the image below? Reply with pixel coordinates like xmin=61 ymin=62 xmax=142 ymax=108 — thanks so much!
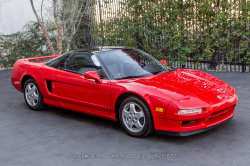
xmin=122 ymin=102 xmax=145 ymax=132
xmin=25 ymin=83 xmax=39 ymax=107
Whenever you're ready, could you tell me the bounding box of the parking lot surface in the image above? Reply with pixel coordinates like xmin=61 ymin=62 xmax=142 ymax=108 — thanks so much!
xmin=0 ymin=69 xmax=249 ymax=166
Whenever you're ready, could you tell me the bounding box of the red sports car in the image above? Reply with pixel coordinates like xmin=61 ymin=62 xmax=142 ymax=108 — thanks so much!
xmin=11 ymin=47 xmax=238 ymax=137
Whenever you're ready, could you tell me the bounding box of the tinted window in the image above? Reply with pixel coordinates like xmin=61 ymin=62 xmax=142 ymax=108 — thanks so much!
xmin=44 ymin=52 xmax=72 ymax=68
xmin=96 ymin=48 xmax=170 ymax=80
xmin=57 ymin=53 xmax=72 ymax=70
xmin=65 ymin=52 xmax=107 ymax=78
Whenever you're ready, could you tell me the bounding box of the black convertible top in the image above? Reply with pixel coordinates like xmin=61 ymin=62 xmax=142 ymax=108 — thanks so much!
xmin=73 ymin=46 xmax=129 ymax=53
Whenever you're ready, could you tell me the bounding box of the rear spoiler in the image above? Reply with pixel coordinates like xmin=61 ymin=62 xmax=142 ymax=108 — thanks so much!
xmin=25 ymin=55 xmax=60 ymax=63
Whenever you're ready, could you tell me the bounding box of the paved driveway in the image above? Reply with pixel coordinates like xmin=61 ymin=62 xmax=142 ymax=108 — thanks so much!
xmin=0 ymin=69 xmax=249 ymax=166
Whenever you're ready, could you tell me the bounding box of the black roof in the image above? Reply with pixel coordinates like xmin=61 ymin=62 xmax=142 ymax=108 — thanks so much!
xmin=73 ymin=48 xmax=100 ymax=52
xmin=73 ymin=46 xmax=130 ymax=53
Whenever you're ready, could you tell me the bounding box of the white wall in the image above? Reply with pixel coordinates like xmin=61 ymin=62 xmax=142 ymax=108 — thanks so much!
xmin=0 ymin=0 xmax=43 ymax=35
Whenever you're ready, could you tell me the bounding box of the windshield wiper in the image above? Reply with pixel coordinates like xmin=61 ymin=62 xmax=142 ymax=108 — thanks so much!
xmin=116 ymin=75 xmax=144 ymax=80
xmin=155 ymin=69 xmax=176 ymax=75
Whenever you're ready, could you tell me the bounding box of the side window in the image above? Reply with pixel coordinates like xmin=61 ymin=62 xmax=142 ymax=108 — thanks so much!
xmin=56 ymin=53 xmax=72 ymax=70
xmin=65 ymin=52 xmax=108 ymax=79
xmin=44 ymin=52 xmax=72 ymax=68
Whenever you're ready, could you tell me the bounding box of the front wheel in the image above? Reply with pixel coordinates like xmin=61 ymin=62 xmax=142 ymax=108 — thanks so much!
xmin=119 ymin=96 xmax=154 ymax=137
xmin=23 ymin=79 xmax=47 ymax=111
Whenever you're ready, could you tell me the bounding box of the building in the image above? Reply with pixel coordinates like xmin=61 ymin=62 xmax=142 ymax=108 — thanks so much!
xmin=0 ymin=0 xmax=44 ymax=35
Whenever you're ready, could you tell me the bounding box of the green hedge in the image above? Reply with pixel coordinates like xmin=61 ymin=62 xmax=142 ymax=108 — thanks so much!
xmin=2 ymin=0 xmax=250 ymax=69
xmin=0 ymin=21 xmax=89 ymax=69
xmin=0 ymin=22 xmax=50 ymax=68
xmin=94 ymin=0 xmax=250 ymax=67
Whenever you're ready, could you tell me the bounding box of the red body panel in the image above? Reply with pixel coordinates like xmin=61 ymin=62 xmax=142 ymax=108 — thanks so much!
xmin=52 ymin=68 xmax=111 ymax=116
xmin=11 ymin=56 xmax=238 ymax=134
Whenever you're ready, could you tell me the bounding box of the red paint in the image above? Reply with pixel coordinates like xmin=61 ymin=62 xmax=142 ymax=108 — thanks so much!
xmin=84 ymin=71 xmax=102 ymax=83
xmin=160 ymin=60 xmax=167 ymax=65
xmin=11 ymin=56 xmax=238 ymax=134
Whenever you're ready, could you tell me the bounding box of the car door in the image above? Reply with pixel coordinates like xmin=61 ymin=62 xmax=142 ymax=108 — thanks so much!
xmin=52 ymin=52 xmax=111 ymax=116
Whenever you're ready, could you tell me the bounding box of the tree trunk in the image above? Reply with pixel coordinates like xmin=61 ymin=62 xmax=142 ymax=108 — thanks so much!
xmin=53 ymin=0 xmax=63 ymax=55
xmin=30 ymin=0 xmax=55 ymax=55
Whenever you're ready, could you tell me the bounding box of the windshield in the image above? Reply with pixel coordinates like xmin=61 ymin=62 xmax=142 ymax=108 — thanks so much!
xmin=96 ymin=48 xmax=171 ymax=80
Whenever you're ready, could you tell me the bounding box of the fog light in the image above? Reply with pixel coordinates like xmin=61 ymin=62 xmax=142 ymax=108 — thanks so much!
xmin=178 ymin=108 xmax=202 ymax=115
xmin=182 ymin=120 xmax=196 ymax=125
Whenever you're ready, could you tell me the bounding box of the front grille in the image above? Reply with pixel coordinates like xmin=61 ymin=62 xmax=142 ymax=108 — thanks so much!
xmin=208 ymin=104 xmax=235 ymax=122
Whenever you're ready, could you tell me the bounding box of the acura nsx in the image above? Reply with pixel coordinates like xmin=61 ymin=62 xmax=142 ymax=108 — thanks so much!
xmin=11 ymin=47 xmax=238 ymax=137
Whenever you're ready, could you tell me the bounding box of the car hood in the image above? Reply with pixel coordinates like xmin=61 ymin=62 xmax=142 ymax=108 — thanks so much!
xmin=134 ymin=69 xmax=235 ymax=105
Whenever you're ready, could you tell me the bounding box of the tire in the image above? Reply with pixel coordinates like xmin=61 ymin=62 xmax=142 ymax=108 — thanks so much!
xmin=23 ymin=79 xmax=47 ymax=111
xmin=118 ymin=96 xmax=154 ymax=137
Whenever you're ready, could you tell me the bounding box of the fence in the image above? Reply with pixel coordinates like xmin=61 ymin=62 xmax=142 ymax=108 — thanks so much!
xmin=84 ymin=0 xmax=250 ymax=72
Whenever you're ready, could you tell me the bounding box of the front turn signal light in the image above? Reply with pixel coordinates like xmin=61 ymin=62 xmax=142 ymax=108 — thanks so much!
xmin=155 ymin=107 xmax=164 ymax=112
xmin=228 ymin=94 xmax=236 ymax=103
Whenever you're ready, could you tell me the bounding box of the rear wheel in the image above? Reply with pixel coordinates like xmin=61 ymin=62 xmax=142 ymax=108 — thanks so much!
xmin=23 ymin=79 xmax=47 ymax=111
xmin=119 ymin=96 xmax=154 ymax=137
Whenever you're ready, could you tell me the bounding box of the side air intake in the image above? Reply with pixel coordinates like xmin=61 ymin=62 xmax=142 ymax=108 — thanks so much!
xmin=46 ymin=80 xmax=52 ymax=92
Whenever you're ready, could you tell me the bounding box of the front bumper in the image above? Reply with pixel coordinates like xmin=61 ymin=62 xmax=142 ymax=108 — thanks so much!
xmin=155 ymin=116 xmax=233 ymax=136
xmin=154 ymin=104 xmax=236 ymax=136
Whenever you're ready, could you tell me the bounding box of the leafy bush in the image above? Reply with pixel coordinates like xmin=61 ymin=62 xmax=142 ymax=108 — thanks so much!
xmin=0 ymin=21 xmax=88 ymax=69
xmin=94 ymin=0 xmax=250 ymax=68
xmin=2 ymin=0 xmax=250 ymax=70
xmin=0 ymin=22 xmax=50 ymax=68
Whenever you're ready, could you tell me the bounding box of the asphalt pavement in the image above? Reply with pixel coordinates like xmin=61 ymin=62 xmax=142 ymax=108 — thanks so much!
xmin=0 ymin=69 xmax=249 ymax=166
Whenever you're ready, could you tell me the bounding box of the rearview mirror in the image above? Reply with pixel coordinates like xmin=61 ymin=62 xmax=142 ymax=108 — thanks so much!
xmin=84 ymin=71 xmax=102 ymax=83
xmin=160 ymin=60 xmax=167 ymax=65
